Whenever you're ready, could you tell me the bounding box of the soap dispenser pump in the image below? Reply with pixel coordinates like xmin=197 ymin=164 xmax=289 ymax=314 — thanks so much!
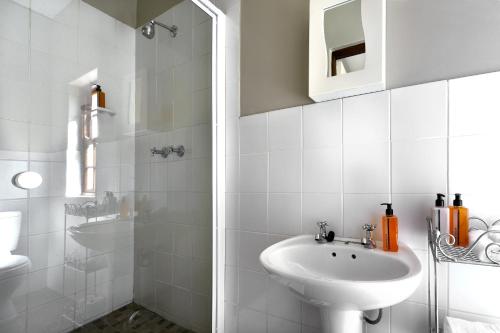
xmin=449 ymin=193 xmax=469 ymax=247
xmin=432 ymin=193 xmax=450 ymax=234
xmin=381 ymin=203 xmax=399 ymax=252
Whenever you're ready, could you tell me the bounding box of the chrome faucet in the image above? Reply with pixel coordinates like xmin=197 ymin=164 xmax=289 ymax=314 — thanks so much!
xmin=151 ymin=145 xmax=185 ymax=158
xmin=315 ymin=221 xmax=329 ymax=243
xmin=361 ymin=224 xmax=377 ymax=249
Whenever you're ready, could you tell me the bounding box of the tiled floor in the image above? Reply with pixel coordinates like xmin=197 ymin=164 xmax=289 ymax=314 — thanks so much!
xmin=74 ymin=303 xmax=193 ymax=333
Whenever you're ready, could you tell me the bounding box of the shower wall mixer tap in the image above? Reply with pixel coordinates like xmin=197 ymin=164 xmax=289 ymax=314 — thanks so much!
xmin=151 ymin=145 xmax=185 ymax=158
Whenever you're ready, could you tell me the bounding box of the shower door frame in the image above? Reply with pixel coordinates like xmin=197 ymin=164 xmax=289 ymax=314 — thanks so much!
xmin=191 ymin=0 xmax=226 ymax=332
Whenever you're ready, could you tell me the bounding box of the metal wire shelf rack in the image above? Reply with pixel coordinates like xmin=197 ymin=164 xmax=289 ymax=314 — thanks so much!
xmin=427 ymin=216 xmax=500 ymax=333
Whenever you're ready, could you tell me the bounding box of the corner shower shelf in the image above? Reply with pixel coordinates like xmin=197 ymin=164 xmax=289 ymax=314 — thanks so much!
xmin=80 ymin=105 xmax=115 ymax=116
xmin=93 ymin=107 xmax=115 ymax=116
xmin=427 ymin=216 xmax=500 ymax=333
xmin=65 ymin=202 xmax=118 ymax=218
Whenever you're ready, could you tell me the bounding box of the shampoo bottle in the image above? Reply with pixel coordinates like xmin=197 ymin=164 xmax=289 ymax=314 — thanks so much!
xmin=449 ymin=193 xmax=469 ymax=247
xmin=381 ymin=203 xmax=398 ymax=252
xmin=432 ymin=193 xmax=450 ymax=234
xmin=91 ymin=84 xmax=106 ymax=110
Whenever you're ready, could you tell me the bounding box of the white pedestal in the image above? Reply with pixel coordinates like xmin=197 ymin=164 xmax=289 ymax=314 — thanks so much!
xmin=320 ymin=308 xmax=364 ymax=333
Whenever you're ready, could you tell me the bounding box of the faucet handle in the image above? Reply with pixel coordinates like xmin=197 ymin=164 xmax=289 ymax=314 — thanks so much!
xmin=317 ymin=221 xmax=328 ymax=228
xmin=362 ymin=224 xmax=376 ymax=231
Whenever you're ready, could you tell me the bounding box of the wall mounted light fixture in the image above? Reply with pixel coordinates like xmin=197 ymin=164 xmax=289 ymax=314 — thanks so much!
xmin=12 ymin=171 xmax=43 ymax=190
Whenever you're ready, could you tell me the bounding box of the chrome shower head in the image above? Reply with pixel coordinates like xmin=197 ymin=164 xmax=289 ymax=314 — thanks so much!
xmin=141 ymin=21 xmax=155 ymax=39
xmin=141 ymin=20 xmax=177 ymax=39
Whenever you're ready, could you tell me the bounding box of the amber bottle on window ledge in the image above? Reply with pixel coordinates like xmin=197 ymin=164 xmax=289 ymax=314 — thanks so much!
xmin=91 ymin=84 xmax=106 ymax=109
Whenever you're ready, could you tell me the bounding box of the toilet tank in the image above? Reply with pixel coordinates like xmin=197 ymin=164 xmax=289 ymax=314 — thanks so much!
xmin=0 ymin=211 xmax=22 ymax=252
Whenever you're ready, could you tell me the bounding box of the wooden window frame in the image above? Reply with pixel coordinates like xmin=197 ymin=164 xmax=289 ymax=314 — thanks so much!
xmin=331 ymin=42 xmax=366 ymax=76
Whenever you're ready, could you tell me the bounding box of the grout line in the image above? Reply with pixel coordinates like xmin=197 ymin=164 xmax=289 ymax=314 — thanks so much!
xmin=388 ymin=90 xmax=393 ymax=203
xmin=300 ymin=106 xmax=304 ymax=235
xmin=265 ymin=113 xmax=270 ymax=238
xmin=26 ymin=2 xmax=32 ymax=331
xmin=340 ymin=99 xmax=344 ymax=237
xmin=445 ymin=79 xmax=451 ymax=317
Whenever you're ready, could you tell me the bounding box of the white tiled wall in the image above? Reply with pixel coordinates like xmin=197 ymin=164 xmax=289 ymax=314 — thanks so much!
xmin=0 ymin=0 xmax=135 ymax=332
xmin=133 ymin=1 xmax=213 ymax=332
xmin=226 ymin=72 xmax=500 ymax=332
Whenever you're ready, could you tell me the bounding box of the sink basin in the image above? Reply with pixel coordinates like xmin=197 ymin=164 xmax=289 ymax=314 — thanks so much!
xmin=260 ymin=235 xmax=422 ymax=333
xmin=68 ymin=219 xmax=133 ymax=252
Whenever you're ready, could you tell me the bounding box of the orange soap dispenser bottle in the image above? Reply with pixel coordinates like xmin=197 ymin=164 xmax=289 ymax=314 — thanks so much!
xmin=381 ymin=203 xmax=399 ymax=252
xmin=449 ymin=193 xmax=469 ymax=247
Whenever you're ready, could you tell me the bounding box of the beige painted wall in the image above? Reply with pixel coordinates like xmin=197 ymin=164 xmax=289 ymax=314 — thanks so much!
xmin=241 ymin=0 xmax=500 ymax=116
xmin=83 ymin=0 xmax=182 ymax=28
xmin=136 ymin=0 xmax=183 ymax=26
xmin=83 ymin=0 xmax=138 ymax=27
xmin=241 ymin=0 xmax=313 ymax=116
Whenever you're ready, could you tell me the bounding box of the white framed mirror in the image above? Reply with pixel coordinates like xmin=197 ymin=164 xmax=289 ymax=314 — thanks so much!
xmin=309 ymin=0 xmax=386 ymax=102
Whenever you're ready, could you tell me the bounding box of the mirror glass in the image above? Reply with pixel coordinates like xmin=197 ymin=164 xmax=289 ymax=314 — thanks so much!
xmin=324 ymin=0 xmax=365 ymax=77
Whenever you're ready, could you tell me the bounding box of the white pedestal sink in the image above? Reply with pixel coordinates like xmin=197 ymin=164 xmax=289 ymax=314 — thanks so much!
xmin=260 ymin=235 xmax=422 ymax=333
xmin=68 ymin=219 xmax=133 ymax=252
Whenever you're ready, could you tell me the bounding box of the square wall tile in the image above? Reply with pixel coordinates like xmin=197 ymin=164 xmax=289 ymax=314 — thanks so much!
xmin=343 ymin=142 xmax=390 ymax=194
xmin=0 ymin=80 xmax=29 ymax=122
xmin=226 ymin=116 xmax=239 ymax=156
xmin=225 ymin=266 xmax=238 ymax=303
xmin=28 ymin=231 xmax=64 ymax=271
xmin=446 ymin=310 xmax=500 ymax=327
xmin=240 ymin=153 xmax=268 ymax=193
xmin=225 ymin=193 xmax=239 ymax=229
xmin=302 ymin=193 xmax=342 ymax=235
xmin=154 ymin=252 xmax=173 ymax=284
xmin=268 ymin=107 xmax=302 ymax=150
xmin=269 ymin=193 xmax=301 ymax=236
xmin=390 ymin=301 xmax=429 ymax=333
xmin=450 ymin=71 xmax=500 ymax=137
xmin=303 ymin=100 xmax=342 ymax=149
xmin=391 ymin=194 xmax=435 ymax=250
xmin=269 ymin=150 xmax=301 ymax=193
xmin=0 ymin=199 xmax=27 ymax=236
xmin=173 ymin=255 xmax=192 ymax=290
xmin=452 ymin=193 xmax=500 ymax=222
xmin=0 ymin=118 xmax=28 ymax=153
xmin=225 ymin=230 xmax=239 ymax=266
xmin=343 ymin=194 xmax=390 ymax=241
xmin=225 ymin=302 xmax=238 ymax=332
xmin=303 ymin=147 xmax=342 ymax=193
xmin=239 ymin=269 xmax=267 ymax=312
xmin=365 ymin=307 xmax=390 ymax=333
xmin=226 ymin=155 xmax=239 ymax=193
xmin=0 ymin=38 xmax=29 ymax=82
xmin=449 ymin=264 xmax=500 ymax=317
xmin=267 ymin=278 xmax=301 ymax=322
xmin=391 ymin=81 xmax=448 ymax=140
xmin=343 ymin=90 xmax=390 ymax=144
xmin=239 ymin=231 xmax=267 ymax=272
xmin=301 ymin=302 xmax=321 ymax=329
xmin=240 ymin=113 xmax=268 ymax=154
xmin=240 ymin=193 xmax=267 ymax=233
xmin=0 ymin=0 xmax=30 ymax=46
xmin=392 ymin=138 xmax=447 ymax=194
xmin=238 ymin=307 xmax=267 ymax=333
xmin=407 ymin=250 xmax=448 ymax=308
xmin=268 ymin=315 xmax=300 ymax=333
xmin=449 ymin=135 xmax=500 ymax=195
xmin=0 ymin=160 xmax=28 ymax=200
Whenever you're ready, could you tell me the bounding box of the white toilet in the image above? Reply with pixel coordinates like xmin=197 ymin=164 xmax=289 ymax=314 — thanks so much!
xmin=0 ymin=211 xmax=30 ymax=321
